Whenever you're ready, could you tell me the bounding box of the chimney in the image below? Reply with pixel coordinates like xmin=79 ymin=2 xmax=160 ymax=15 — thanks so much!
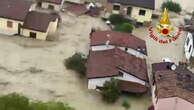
xmin=106 ymin=34 xmax=111 ymax=47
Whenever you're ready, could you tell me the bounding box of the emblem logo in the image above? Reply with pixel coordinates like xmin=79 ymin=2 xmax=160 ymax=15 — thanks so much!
xmin=148 ymin=8 xmax=183 ymax=44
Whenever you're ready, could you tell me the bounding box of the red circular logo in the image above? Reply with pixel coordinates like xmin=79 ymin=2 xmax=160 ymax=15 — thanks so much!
xmin=162 ymin=28 xmax=169 ymax=35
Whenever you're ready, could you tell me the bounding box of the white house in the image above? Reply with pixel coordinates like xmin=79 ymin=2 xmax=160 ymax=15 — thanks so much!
xmin=90 ymin=30 xmax=147 ymax=59
xmin=87 ymin=48 xmax=148 ymax=93
xmin=184 ymin=32 xmax=194 ymax=60
xmin=38 ymin=0 xmax=65 ymax=11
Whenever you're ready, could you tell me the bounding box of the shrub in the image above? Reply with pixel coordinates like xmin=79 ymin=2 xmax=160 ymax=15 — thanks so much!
xmin=109 ymin=14 xmax=131 ymax=25
xmin=114 ymin=23 xmax=133 ymax=33
xmin=65 ymin=53 xmax=87 ymax=75
xmin=122 ymin=100 xmax=131 ymax=110
xmin=101 ymin=78 xmax=121 ymax=103
xmin=0 ymin=93 xmax=75 ymax=110
xmin=0 ymin=93 xmax=31 ymax=110
xmin=161 ymin=1 xmax=182 ymax=13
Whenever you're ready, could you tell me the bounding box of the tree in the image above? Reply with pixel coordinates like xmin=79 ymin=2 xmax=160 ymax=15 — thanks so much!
xmin=101 ymin=78 xmax=121 ymax=103
xmin=114 ymin=23 xmax=133 ymax=33
xmin=122 ymin=100 xmax=131 ymax=110
xmin=0 ymin=93 xmax=31 ymax=110
xmin=161 ymin=1 xmax=182 ymax=13
xmin=0 ymin=93 xmax=75 ymax=110
xmin=109 ymin=14 xmax=131 ymax=25
xmin=65 ymin=53 xmax=87 ymax=75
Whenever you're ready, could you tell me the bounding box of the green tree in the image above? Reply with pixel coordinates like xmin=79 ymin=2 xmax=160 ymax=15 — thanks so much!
xmin=122 ymin=100 xmax=131 ymax=110
xmin=114 ymin=23 xmax=133 ymax=33
xmin=0 ymin=93 xmax=75 ymax=110
xmin=101 ymin=78 xmax=121 ymax=103
xmin=161 ymin=1 xmax=182 ymax=13
xmin=65 ymin=53 xmax=87 ymax=75
xmin=109 ymin=14 xmax=131 ymax=25
xmin=0 ymin=93 xmax=31 ymax=110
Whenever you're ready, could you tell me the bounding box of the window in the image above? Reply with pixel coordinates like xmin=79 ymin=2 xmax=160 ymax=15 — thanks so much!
xmin=186 ymin=38 xmax=190 ymax=46
xmin=7 ymin=21 xmax=13 ymax=28
xmin=189 ymin=45 xmax=192 ymax=52
xmin=139 ymin=10 xmax=146 ymax=16
xmin=30 ymin=32 xmax=37 ymax=39
xmin=48 ymin=5 xmax=54 ymax=10
xmin=113 ymin=5 xmax=120 ymax=11
xmin=127 ymin=7 xmax=132 ymax=15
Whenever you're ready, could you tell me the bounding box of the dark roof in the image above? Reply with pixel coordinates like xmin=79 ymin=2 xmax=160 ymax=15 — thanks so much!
xmin=118 ymin=80 xmax=148 ymax=93
xmin=90 ymin=31 xmax=147 ymax=55
xmin=152 ymin=62 xmax=194 ymax=104
xmin=44 ymin=0 xmax=63 ymax=4
xmin=152 ymin=62 xmax=174 ymax=73
xmin=0 ymin=0 xmax=32 ymax=21
xmin=108 ymin=0 xmax=155 ymax=10
xmin=23 ymin=11 xmax=58 ymax=32
xmin=87 ymin=48 xmax=148 ymax=81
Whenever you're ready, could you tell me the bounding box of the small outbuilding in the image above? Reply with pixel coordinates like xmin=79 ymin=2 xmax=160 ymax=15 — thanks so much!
xmin=21 ymin=11 xmax=59 ymax=40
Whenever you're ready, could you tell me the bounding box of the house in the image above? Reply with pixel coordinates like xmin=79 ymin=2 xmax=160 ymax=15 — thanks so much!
xmin=87 ymin=48 xmax=148 ymax=93
xmin=90 ymin=30 xmax=147 ymax=59
xmin=151 ymin=62 xmax=194 ymax=110
xmin=0 ymin=0 xmax=33 ymax=35
xmin=104 ymin=0 xmax=155 ymax=23
xmin=38 ymin=0 xmax=65 ymax=11
xmin=21 ymin=11 xmax=59 ymax=40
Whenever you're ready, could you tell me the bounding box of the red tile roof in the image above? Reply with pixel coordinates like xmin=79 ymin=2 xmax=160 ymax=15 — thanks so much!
xmin=87 ymin=48 xmax=148 ymax=81
xmin=90 ymin=31 xmax=147 ymax=55
xmin=0 ymin=0 xmax=31 ymax=21
xmin=118 ymin=80 xmax=148 ymax=93
xmin=23 ymin=11 xmax=58 ymax=32
xmin=45 ymin=0 xmax=63 ymax=4
xmin=66 ymin=4 xmax=88 ymax=16
xmin=152 ymin=62 xmax=194 ymax=104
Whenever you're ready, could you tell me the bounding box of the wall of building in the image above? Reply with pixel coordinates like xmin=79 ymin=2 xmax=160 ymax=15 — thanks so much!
xmin=42 ymin=2 xmax=61 ymax=11
xmin=0 ymin=18 xmax=23 ymax=35
xmin=47 ymin=18 xmax=58 ymax=35
xmin=21 ymin=28 xmax=48 ymax=40
xmin=91 ymin=45 xmax=146 ymax=59
xmin=88 ymin=70 xmax=146 ymax=89
xmin=131 ymin=7 xmax=152 ymax=23
xmin=105 ymin=3 xmax=153 ymax=23
xmin=154 ymin=97 xmax=194 ymax=110
xmin=184 ymin=32 xmax=193 ymax=60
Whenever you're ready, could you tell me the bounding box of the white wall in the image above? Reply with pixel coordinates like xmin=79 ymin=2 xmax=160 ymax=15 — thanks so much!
xmin=42 ymin=2 xmax=61 ymax=11
xmin=91 ymin=45 xmax=146 ymax=59
xmin=88 ymin=70 xmax=146 ymax=89
xmin=184 ymin=32 xmax=193 ymax=60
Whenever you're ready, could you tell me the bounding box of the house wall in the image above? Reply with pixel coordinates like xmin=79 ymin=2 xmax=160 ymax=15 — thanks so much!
xmin=153 ymin=97 xmax=194 ymax=110
xmin=105 ymin=3 xmax=153 ymax=23
xmin=91 ymin=45 xmax=146 ymax=59
xmin=21 ymin=28 xmax=48 ymax=40
xmin=88 ymin=70 xmax=146 ymax=89
xmin=47 ymin=18 xmax=58 ymax=35
xmin=0 ymin=18 xmax=23 ymax=35
xmin=42 ymin=1 xmax=64 ymax=11
xmin=152 ymin=84 xmax=194 ymax=110
xmin=184 ymin=32 xmax=193 ymax=60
